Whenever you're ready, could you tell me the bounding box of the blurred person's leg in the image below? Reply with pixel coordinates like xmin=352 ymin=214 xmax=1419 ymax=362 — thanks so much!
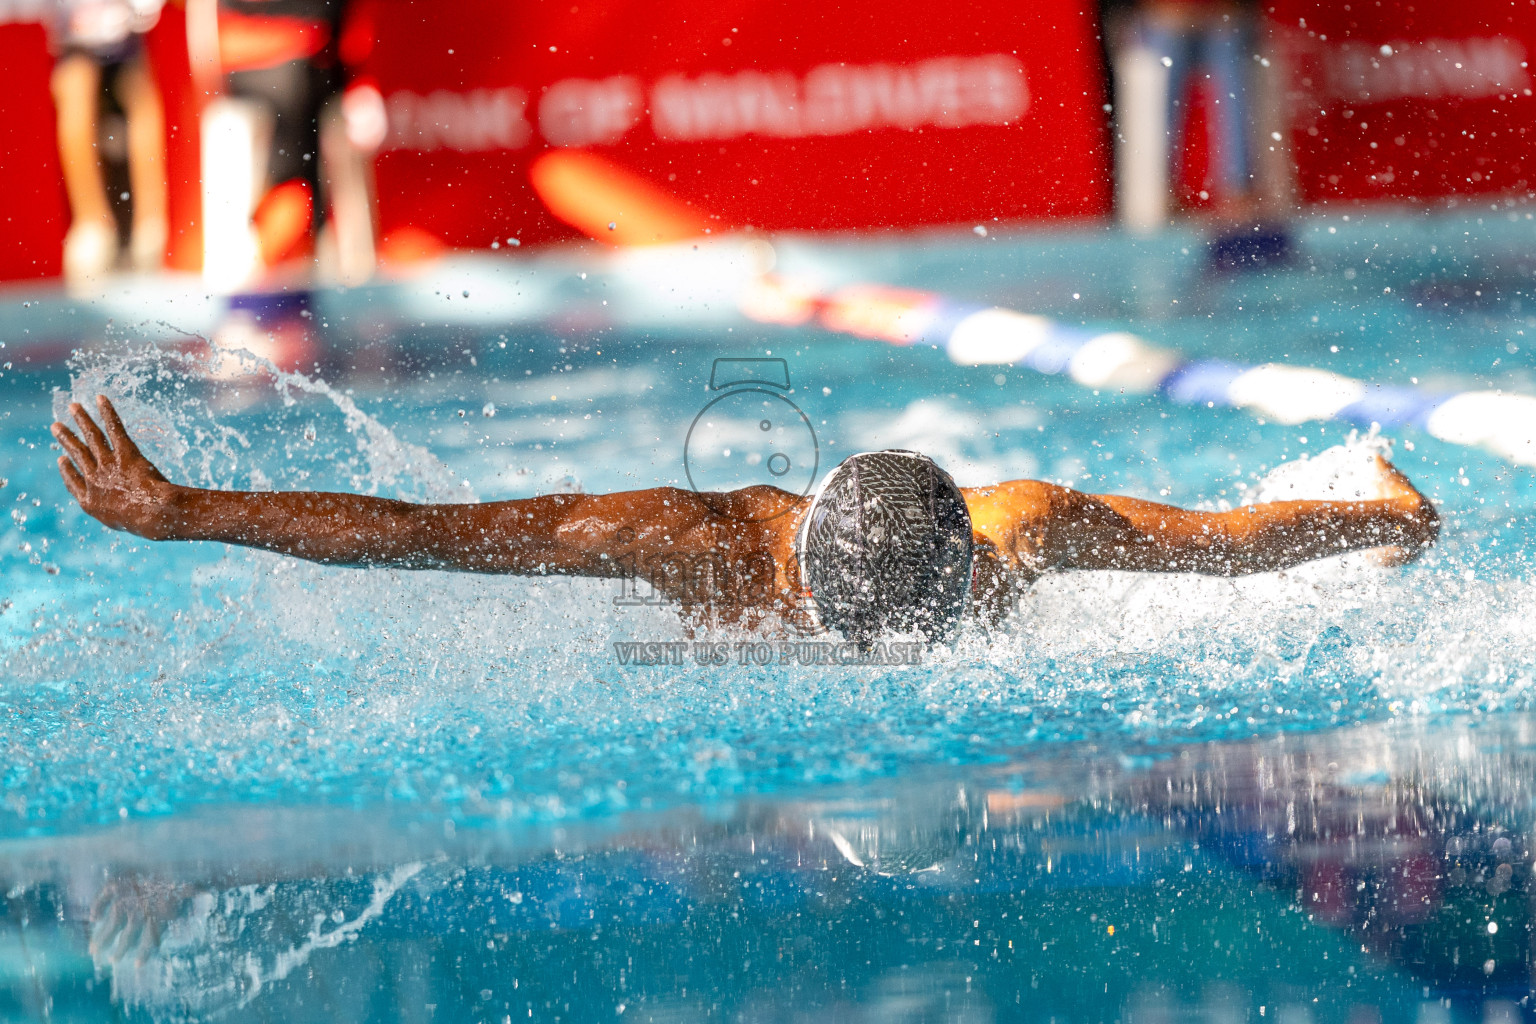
xmin=1203 ymin=20 xmax=1256 ymax=214
xmin=1250 ymin=18 xmax=1298 ymax=216
xmin=318 ymin=93 xmax=377 ymax=285
xmin=199 ymin=96 xmax=267 ymax=289
xmin=51 ymin=51 xmax=119 ymax=280
xmin=115 ymin=52 xmax=169 ymax=272
xmin=1113 ymin=16 xmax=1184 ymax=231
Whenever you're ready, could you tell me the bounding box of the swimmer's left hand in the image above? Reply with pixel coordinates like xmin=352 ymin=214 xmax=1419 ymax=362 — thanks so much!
xmin=51 ymin=395 xmax=179 ymax=540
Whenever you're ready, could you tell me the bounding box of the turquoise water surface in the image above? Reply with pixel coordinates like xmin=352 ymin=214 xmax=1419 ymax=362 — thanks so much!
xmin=3 ymin=209 xmax=1536 ymax=1021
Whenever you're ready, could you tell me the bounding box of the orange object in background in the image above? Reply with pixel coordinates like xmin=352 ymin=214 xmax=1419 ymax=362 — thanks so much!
xmin=529 ymin=151 xmax=709 ymax=246
xmin=253 ymin=179 xmax=314 ymax=266
xmin=376 ymin=226 xmax=448 ymax=268
xmin=217 ymin=9 xmax=331 ymax=73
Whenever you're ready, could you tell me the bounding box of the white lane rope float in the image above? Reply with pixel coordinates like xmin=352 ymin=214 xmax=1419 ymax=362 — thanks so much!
xmin=740 ymin=275 xmax=1536 ymax=469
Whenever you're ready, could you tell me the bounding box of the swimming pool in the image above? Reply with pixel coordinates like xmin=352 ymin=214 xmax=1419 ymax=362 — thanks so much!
xmin=4 ymin=207 xmax=1536 ymax=1021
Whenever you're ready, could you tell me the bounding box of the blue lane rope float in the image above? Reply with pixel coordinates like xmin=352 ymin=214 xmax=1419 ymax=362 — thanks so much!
xmin=740 ymin=276 xmax=1536 ymax=469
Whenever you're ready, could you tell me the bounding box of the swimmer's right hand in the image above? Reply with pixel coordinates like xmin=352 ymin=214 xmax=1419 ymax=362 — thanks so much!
xmin=1369 ymin=454 xmax=1440 ymax=565
xmin=52 ymin=395 xmax=180 ymax=540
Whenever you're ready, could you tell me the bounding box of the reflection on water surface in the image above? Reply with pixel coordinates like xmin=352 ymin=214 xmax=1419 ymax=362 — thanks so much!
xmin=3 ymin=715 xmax=1534 ymax=1023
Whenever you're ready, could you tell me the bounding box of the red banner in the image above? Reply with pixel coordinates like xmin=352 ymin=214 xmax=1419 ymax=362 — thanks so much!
xmin=1268 ymin=1 xmax=1536 ymax=202
xmin=0 ymin=21 xmax=67 ymax=281
xmin=347 ymin=0 xmax=1112 ymax=250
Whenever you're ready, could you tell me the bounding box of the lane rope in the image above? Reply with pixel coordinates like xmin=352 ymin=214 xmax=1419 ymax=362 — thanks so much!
xmin=740 ymin=275 xmax=1536 ymax=468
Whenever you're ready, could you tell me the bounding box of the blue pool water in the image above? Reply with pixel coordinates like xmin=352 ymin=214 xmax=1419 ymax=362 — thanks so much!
xmin=4 ymin=208 xmax=1536 ymax=1021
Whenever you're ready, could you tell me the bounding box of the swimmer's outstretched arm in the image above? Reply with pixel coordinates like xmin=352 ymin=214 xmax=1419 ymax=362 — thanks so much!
xmin=967 ymin=458 xmax=1439 ymax=577
xmin=51 ymin=396 xmax=754 ymax=578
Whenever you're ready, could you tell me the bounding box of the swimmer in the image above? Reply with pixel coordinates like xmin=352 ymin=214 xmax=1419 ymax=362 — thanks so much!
xmin=53 ymin=395 xmax=1439 ymax=643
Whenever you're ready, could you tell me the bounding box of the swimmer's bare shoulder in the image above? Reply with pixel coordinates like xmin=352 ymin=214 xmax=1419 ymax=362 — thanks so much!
xmin=51 ymin=396 xmax=804 ymax=606
xmin=965 ymin=462 xmax=1438 ymax=581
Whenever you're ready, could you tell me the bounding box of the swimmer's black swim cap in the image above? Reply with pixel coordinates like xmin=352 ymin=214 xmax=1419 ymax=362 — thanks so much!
xmin=795 ymin=451 xmax=973 ymax=645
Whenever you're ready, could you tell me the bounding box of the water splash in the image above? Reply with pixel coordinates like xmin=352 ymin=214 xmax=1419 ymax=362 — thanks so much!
xmin=52 ymin=333 xmax=462 ymax=501
xmin=1249 ymin=427 xmax=1395 ymax=503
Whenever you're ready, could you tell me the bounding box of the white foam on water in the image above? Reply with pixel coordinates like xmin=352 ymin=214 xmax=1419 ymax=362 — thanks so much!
xmin=1248 ymin=429 xmax=1396 ymax=504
